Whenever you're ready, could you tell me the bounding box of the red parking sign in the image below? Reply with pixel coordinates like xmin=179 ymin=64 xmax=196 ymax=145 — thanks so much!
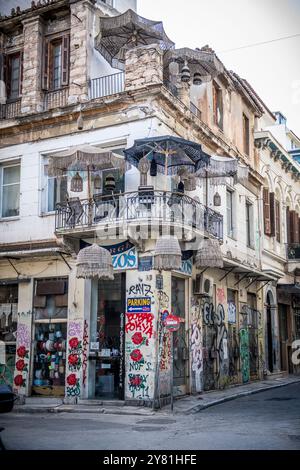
xmin=164 ymin=314 xmax=181 ymax=332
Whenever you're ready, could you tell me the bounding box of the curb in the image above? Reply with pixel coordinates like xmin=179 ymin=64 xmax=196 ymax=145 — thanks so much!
xmin=185 ymin=378 xmax=300 ymax=414
xmin=11 ymin=405 xmax=155 ymax=417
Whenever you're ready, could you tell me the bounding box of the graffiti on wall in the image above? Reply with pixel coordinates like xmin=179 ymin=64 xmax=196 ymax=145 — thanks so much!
xmin=82 ymin=320 xmax=88 ymax=388
xmin=66 ymin=321 xmax=83 ymax=397
xmin=128 ymin=283 xmax=153 ymax=297
xmin=190 ymin=319 xmax=203 ymax=392
xmin=240 ymin=328 xmax=250 ymax=383
xmin=125 ymin=313 xmax=154 ymax=339
xmin=216 ymin=288 xmax=226 ymax=305
xmin=14 ymin=323 xmax=30 ymax=391
xmin=128 ymin=373 xmax=150 ymax=399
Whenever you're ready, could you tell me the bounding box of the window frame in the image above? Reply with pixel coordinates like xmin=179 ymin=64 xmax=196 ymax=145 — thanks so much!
xmin=213 ymin=81 xmax=224 ymax=131
xmin=42 ymin=33 xmax=70 ymax=91
xmin=246 ymin=200 xmax=254 ymax=248
xmin=226 ymin=189 xmax=234 ymax=238
xmin=0 ymin=163 xmax=21 ymax=219
xmin=4 ymin=51 xmax=23 ymax=101
xmin=41 ymin=157 xmax=68 ymax=215
xmin=243 ymin=113 xmax=250 ymax=156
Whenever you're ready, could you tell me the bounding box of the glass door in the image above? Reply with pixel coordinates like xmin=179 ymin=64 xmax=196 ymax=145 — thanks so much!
xmin=95 ymin=273 xmax=125 ymax=399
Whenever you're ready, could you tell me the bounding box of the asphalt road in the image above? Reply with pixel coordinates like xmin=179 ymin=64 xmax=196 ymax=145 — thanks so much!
xmin=1 ymin=383 xmax=300 ymax=450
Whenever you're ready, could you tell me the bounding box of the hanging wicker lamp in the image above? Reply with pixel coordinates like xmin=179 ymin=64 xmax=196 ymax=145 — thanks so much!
xmin=76 ymin=244 xmax=114 ymax=280
xmin=71 ymin=172 xmax=83 ymax=192
xmin=195 ymin=238 xmax=223 ymax=269
xmin=154 ymin=236 xmax=182 ymax=271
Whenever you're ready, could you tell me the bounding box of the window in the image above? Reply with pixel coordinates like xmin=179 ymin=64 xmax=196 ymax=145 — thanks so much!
xmin=263 ymin=188 xmax=271 ymax=236
xmin=246 ymin=201 xmax=253 ymax=248
xmin=43 ymin=163 xmax=68 ymax=213
xmin=226 ymin=189 xmax=234 ymax=237
xmin=213 ymin=82 xmax=223 ymax=130
xmin=3 ymin=52 xmax=23 ymax=100
xmin=243 ymin=113 xmax=250 ymax=156
xmin=0 ymin=164 xmax=20 ymax=218
xmin=42 ymin=34 xmax=70 ymax=90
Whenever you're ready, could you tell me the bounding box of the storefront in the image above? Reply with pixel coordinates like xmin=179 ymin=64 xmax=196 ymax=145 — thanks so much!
xmin=0 ymin=282 xmax=18 ymax=387
xmin=31 ymin=277 xmax=68 ymax=397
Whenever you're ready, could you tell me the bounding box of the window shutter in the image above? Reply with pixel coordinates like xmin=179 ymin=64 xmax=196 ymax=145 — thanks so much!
xmin=275 ymin=200 xmax=280 ymax=242
xmin=298 ymin=216 xmax=300 ymax=244
xmin=19 ymin=51 xmax=23 ymax=95
xmin=269 ymin=192 xmax=275 ymax=237
xmin=286 ymin=207 xmax=291 ymax=244
xmin=294 ymin=212 xmax=299 ymax=244
xmin=4 ymin=54 xmax=11 ymax=98
xmin=42 ymin=39 xmax=50 ymax=90
xmin=263 ymin=188 xmax=271 ymax=235
xmin=61 ymin=34 xmax=70 ymax=86
xmin=290 ymin=210 xmax=295 ymax=243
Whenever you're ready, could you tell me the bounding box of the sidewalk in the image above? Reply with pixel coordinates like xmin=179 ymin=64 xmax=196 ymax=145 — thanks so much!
xmin=163 ymin=374 xmax=300 ymax=415
xmin=11 ymin=375 xmax=300 ymax=416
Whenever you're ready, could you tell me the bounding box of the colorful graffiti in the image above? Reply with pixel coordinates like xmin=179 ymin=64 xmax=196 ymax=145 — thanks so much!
xmin=125 ymin=313 xmax=154 ymax=339
xmin=128 ymin=283 xmax=153 ymax=297
xmin=66 ymin=321 xmax=83 ymax=397
xmin=82 ymin=320 xmax=89 ymax=388
xmin=128 ymin=373 xmax=149 ymax=399
xmin=14 ymin=323 xmax=31 ymax=391
xmin=190 ymin=319 xmax=203 ymax=392
xmin=216 ymin=288 xmax=226 ymax=305
xmin=240 ymin=328 xmax=250 ymax=383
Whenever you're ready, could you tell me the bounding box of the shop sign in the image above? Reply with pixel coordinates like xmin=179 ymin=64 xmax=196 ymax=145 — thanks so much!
xmin=174 ymin=251 xmax=193 ymax=276
xmin=138 ymin=256 xmax=153 ymax=272
xmin=127 ymin=297 xmax=152 ymax=313
xmin=102 ymin=241 xmax=137 ymax=271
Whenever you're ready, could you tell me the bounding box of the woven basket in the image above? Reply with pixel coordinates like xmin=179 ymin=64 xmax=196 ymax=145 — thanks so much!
xmin=76 ymin=244 xmax=114 ymax=280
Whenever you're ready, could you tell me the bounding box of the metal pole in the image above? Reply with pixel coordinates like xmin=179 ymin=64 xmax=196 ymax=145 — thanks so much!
xmin=170 ymin=331 xmax=174 ymax=413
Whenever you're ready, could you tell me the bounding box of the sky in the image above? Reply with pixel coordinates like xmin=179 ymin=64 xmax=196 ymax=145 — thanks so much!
xmin=138 ymin=0 xmax=300 ymax=137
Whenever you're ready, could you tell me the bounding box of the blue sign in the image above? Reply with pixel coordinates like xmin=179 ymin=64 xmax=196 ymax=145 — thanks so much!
xmin=138 ymin=256 xmax=153 ymax=272
xmin=112 ymin=247 xmax=137 ymax=271
xmin=127 ymin=297 xmax=152 ymax=313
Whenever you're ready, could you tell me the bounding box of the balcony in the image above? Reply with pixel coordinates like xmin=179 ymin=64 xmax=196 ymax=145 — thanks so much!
xmin=0 ymin=99 xmax=21 ymax=119
xmin=287 ymin=244 xmax=300 ymax=260
xmin=89 ymin=72 xmax=125 ymax=100
xmin=44 ymin=88 xmax=69 ymax=111
xmin=55 ymin=190 xmax=223 ymax=240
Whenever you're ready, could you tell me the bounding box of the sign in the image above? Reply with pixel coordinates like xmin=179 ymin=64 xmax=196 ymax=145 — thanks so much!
xmin=156 ymin=274 xmax=163 ymax=290
xmin=174 ymin=251 xmax=193 ymax=277
xmin=138 ymin=256 xmax=153 ymax=272
xmin=127 ymin=297 xmax=152 ymax=313
xmin=164 ymin=314 xmax=181 ymax=332
xmin=82 ymin=240 xmax=137 ymax=271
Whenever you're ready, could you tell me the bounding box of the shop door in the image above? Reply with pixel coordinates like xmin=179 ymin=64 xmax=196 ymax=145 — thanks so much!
xmin=247 ymin=293 xmax=259 ymax=380
xmin=171 ymin=277 xmax=188 ymax=396
xmin=279 ymin=304 xmax=288 ymax=371
xmin=95 ymin=273 xmax=125 ymax=400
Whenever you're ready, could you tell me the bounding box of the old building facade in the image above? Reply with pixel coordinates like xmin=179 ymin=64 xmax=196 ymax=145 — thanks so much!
xmin=0 ymin=0 xmax=299 ymax=406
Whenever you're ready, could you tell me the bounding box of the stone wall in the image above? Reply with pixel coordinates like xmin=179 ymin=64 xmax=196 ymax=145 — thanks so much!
xmin=125 ymin=44 xmax=163 ymax=91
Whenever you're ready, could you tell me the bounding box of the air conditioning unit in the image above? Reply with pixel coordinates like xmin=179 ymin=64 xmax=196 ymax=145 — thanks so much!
xmin=193 ymin=274 xmax=214 ymax=297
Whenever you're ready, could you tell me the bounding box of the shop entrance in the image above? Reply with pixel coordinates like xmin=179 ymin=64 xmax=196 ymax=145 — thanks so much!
xmin=94 ymin=273 xmax=125 ymax=400
xmin=266 ymin=292 xmax=274 ymax=373
xmin=171 ymin=276 xmax=188 ymax=396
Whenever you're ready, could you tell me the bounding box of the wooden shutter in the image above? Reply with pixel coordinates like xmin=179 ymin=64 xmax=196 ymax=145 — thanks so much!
xmin=263 ymin=188 xmax=271 ymax=235
xmin=286 ymin=207 xmax=291 ymax=244
xmin=294 ymin=212 xmax=299 ymax=244
xmin=61 ymin=34 xmax=70 ymax=86
xmin=42 ymin=39 xmax=50 ymax=90
xmin=275 ymin=200 xmax=280 ymax=242
xmin=4 ymin=54 xmax=11 ymax=98
xmin=290 ymin=210 xmax=295 ymax=243
xmin=269 ymin=192 xmax=275 ymax=237
xmin=19 ymin=51 xmax=23 ymax=95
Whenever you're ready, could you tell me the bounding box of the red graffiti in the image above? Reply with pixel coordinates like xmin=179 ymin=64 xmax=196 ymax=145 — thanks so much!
xmin=125 ymin=313 xmax=154 ymax=339
xmin=82 ymin=320 xmax=88 ymax=387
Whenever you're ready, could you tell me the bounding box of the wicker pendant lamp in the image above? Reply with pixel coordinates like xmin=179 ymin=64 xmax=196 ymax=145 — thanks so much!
xmin=76 ymin=244 xmax=114 ymax=280
xmin=154 ymin=236 xmax=182 ymax=271
xmin=195 ymin=238 xmax=223 ymax=269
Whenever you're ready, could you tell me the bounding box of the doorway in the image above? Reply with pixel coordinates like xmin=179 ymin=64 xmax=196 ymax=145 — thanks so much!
xmin=171 ymin=276 xmax=188 ymax=396
xmin=94 ymin=273 xmax=125 ymax=400
xmin=266 ymin=292 xmax=274 ymax=373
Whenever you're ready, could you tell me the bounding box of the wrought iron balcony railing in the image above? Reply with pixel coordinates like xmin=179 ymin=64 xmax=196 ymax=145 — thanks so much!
xmin=44 ymin=88 xmax=69 ymax=111
xmin=0 ymin=99 xmax=21 ymax=119
xmin=287 ymin=243 xmax=300 ymax=260
xmin=89 ymin=72 xmax=125 ymax=100
xmin=55 ymin=190 xmax=223 ymax=240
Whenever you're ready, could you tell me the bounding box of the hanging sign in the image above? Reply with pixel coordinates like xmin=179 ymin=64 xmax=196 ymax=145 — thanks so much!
xmin=127 ymin=297 xmax=152 ymax=313
xmin=104 ymin=241 xmax=137 ymax=271
xmin=164 ymin=314 xmax=181 ymax=332
xmin=174 ymin=251 xmax=193 ymax=276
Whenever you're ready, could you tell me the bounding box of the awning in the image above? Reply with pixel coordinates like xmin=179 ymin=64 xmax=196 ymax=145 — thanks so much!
xmin=277 ymin=284 xmax=300 ymax=294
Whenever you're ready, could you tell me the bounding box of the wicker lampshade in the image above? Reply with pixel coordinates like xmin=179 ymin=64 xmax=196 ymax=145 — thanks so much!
xmin=195 ymin=238 xmax=223 ymax=268
xmin=71 ymin=172 xmax=83 ymax=192
xmin=154 ymin=236 xmax=182 ymax=271
xmin=76 ymin=244 xmax=114 ymax=280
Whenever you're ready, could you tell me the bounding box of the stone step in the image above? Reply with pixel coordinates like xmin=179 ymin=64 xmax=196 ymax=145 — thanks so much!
xmin=77 ymin=399 xmax=125 ymax=407
xmin=265 ymin=371 xmax=288 ymax=380
xmin=24 ymin=397 xmax=63 ymax=405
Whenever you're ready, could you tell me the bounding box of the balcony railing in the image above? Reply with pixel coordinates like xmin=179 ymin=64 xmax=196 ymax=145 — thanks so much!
xmin=55 ymin=190 xmax=223 ymax=240
xmin=89 ymin=72 xmax=125 ymax=100
xmin=0 ymin=99 xmax=21 ymax=119
xmin=190 ymin=102 xmax=202 ymax=120
xmin=44 ymin=88 xmax=69 ymax=111
xmin=287 ymin=243 xmax=300 ymax=260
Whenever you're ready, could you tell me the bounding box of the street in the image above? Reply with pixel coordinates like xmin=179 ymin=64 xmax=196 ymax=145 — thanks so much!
xmin=1 ymin=383 xmax=300 ymax=450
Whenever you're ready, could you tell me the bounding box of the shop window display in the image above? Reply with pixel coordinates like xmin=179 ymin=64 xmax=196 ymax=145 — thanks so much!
xmin=32 ymin=278 xmax=68 ymax=396
xmin=0 ymin=284 xmax=18 ymax=388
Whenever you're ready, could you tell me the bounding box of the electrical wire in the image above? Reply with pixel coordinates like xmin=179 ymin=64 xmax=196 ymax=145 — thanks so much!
xmin=219 ymin=32 xmax=300 ymax=53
